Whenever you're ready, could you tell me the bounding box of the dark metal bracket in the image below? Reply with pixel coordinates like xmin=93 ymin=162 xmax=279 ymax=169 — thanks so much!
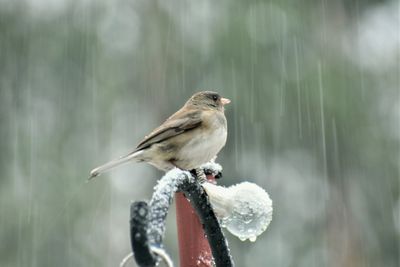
xmin=129 ymin=167 xmax=234 ymax=267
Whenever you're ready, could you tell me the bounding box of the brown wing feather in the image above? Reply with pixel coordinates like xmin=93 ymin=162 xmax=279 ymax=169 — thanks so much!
xmin=135 ymin=109 xmax=202 ymax=151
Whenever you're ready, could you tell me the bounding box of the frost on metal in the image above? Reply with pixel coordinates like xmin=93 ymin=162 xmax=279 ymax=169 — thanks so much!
xmin=147 ymin=168 xmax=194 ymax=246
xmin=203 ymin=181 xmax=273 ymax=242
xmin=200 ymin=160 xmax=223 ymax=178
xmin=128 ymin=162 xmax=237 ymax=267
xmin=146 ymin=160 xmax=223 ymax=246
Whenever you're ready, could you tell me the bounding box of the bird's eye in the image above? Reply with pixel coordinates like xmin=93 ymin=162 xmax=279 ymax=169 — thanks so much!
xmin=212 ymin=95 xmax=218 ymax=101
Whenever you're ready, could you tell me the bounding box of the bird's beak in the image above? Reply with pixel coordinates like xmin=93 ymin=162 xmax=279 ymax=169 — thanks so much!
xmin=221 ymin=98 xmax=231 ymax=105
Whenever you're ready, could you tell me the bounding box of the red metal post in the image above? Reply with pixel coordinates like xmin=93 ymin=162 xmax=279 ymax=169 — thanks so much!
xmin=175 ymin=175 xmax=215 ymax=267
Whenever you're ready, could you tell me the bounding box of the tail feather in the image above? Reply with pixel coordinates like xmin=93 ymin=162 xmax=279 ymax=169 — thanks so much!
xmin=89 ymin=150 xmax=143 ymax=180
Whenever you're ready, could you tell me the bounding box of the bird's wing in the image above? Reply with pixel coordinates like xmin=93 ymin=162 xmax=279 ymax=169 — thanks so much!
xmin=135 ymin=109 xmax=202 ymax=151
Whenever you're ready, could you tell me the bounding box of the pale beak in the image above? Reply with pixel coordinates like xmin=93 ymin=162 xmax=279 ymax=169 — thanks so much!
xmin=221 ymin=98 xmax=231 ymax=105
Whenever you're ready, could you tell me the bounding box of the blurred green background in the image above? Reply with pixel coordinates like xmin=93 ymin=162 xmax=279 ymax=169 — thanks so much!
xmin=0 ymin=0 xmax=399 ymax=266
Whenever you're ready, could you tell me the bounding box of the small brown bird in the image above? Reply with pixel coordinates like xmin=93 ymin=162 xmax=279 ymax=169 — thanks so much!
xmin=89 ymin=91 xmax=230 ymax=179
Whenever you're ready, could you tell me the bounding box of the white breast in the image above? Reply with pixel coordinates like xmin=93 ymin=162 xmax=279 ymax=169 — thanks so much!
xmin=177 ymin=119 xmax=227 ymax=170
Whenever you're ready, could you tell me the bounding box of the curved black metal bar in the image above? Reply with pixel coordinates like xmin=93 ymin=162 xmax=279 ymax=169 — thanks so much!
xmin=130 ymin=201 xmax=157 ymax=267
xmin=179 ymin=178 xmax=234 ymax=267
xmin=129 ymin=166 xmax=234 ymax=267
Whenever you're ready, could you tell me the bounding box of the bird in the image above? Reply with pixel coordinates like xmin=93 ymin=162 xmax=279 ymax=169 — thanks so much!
xmin=89 ymin=91 xmax=230 ymax=179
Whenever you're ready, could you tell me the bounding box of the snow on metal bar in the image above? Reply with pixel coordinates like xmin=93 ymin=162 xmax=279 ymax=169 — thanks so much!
xmin=147 ymin=168 xmax=193 ymax=246
xmin=129 ymin=162 xmax=234 ymax=267
xmin=201 ymin=161 xmax=223 ymax=178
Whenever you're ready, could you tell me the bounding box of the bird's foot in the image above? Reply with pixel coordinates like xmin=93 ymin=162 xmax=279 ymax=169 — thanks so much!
xmin=191 ymin=168 xmax=207 ymax=183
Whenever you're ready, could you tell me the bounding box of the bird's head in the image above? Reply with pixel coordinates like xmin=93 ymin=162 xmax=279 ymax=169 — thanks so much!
xmin=186 ymin=91 xmax=230 ymax=111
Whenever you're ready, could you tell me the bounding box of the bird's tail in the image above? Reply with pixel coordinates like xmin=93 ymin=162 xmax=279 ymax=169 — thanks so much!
xmin=89 ymin=150 xmax=143 ymax=180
